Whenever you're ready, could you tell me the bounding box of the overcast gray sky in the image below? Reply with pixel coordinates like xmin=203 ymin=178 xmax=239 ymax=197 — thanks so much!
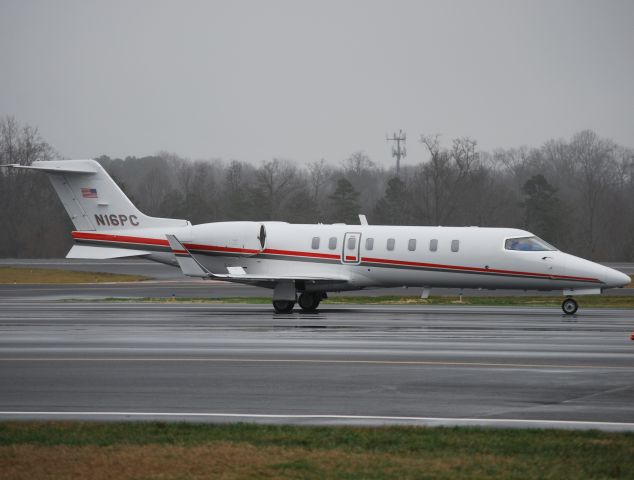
xmin=1 ymin=0 xmax=632 ymax=166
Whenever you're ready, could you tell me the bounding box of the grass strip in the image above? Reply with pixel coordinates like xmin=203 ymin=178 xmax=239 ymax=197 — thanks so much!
xmin=325 ymin=295 xmax=634 ymax=308
xmin=0 ymin=422 xmax=633 ymax=479
xmin=72 ymin=294 xmax=634 ymax=308
xmin=0 ymin=267 xmax=150 ymax=284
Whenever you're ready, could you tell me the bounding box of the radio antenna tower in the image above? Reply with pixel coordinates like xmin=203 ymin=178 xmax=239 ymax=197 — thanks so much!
xmin=386 ymin=130 xmax=407 ymax=177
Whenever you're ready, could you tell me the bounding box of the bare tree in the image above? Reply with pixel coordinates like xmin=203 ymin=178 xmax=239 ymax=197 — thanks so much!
xmin=137 ymin=156 xmax=173 ymax=215
xmin=251 ymin=158 xmax=299 ymax=219
xmin=0 ymin=116 xmax=63 ymax=257
xmin=222 ymin=160 xmax=256 ymax=220
xmin=307 ymin=158 xmax=331 ymax=202
xmin=2 ymin=117 xmax=633 ymax=261
xmin=342 ymin=151 xmax=375 ymax=177
xmin=417 ymin=133 xmax=454 ymax=224
xmin=568 ymin=130 xmax=618 ymax=257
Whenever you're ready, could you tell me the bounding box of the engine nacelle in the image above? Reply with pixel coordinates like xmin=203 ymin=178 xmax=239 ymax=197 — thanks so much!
xmin=190 ymin=221 xmax=266 ymax=255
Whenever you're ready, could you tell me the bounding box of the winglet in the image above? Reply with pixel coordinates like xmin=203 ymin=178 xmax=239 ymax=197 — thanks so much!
xmin=166 ymin=234 xmax=211 ymax=278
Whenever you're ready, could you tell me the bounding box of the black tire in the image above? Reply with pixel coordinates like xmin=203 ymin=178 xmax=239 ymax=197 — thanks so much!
xmin=298 ymin=293 xmax=321 ymax=312
xmin=273 ymin=300 xmax=295 ymax=314
xmin=562 ymin=298 xmax=578 ymax=315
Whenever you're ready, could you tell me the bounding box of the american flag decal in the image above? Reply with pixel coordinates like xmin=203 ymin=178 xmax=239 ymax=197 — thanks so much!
xmin=81 ymin=188 xmax=98 ymax=198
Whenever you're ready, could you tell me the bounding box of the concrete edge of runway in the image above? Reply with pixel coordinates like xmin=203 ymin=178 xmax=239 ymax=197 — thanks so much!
xmin=1 ymin=412 xmax=634 ymax=432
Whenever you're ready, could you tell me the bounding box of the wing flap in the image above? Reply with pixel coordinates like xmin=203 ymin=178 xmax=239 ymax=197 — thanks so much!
xmin=212 ymin=273 xmax=348 ymax=283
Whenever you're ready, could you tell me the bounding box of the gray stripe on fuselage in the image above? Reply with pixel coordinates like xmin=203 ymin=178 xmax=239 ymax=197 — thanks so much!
xmin=75 ymin=238 xmax=170 ymax=253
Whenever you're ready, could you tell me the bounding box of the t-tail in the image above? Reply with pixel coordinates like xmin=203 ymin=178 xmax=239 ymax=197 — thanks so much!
xmin=2 ymin=159 xmax=188 ymax=230
xmin=0 ymin=159 xmax=189 ymax=259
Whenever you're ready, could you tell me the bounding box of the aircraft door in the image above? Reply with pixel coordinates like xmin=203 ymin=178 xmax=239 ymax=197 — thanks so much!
xmin=342 ymin=232 xmax=361 ymax=265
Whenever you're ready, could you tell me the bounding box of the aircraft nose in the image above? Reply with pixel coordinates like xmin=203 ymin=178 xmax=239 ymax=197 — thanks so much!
xmin=604 ymin=268 xmax=631 ymax=288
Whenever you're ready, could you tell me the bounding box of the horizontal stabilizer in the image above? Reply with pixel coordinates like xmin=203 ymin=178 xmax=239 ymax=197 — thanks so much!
xmin=1 ymin=162 xmax=98 ymax=174
xmin=2 ymin=159 xmax=189 ymax=231
xmin=66 ymin=245 xmax=151 ymax=259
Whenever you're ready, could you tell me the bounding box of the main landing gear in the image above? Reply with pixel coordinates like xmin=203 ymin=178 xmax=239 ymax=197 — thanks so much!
xmin=562 ymin=297 xmax=578 ymax=315
xmin=272 ymin=292 xmax=322 ymax=313
xmin=272 ymin=300 xmax=295 ymax=314
xmin=298 ymin=292 xmax=321 ymax=312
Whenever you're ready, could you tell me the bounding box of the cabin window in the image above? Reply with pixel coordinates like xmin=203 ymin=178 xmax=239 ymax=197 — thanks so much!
xmin=451 ymin=240 xmax=460 ymax=252
xmin=365 ymin=237 xmax=374 ymax=250
xmin=347 ymin=236 xmax=356 ymax=250
xmin=328 ymin=237 xmax=337 ymax=250
xmin=408 ymin=239 xmax=416 ymax=251
xmin=311 ymin=237 xmax=320 ymax=249
xmin=429 ymin=239 xmax=438 ymax=252
xmin=387 ymin=238 xmax=395 ymax=251
xmin=505 ymin=236 xmax=556 ymax=251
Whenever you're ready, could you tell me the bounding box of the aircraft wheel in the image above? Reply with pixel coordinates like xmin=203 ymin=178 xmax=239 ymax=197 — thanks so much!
xmin=562 ymin=298 xmax=578 ymax=315
xmin=273 ymin=300 xmax=295 ymax=314
xmin=298 ymin=292 xmax=321 ymax=312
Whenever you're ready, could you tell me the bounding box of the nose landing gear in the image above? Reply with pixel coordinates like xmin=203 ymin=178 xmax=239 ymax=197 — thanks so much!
xmin=562 ymin=297 xmax=578 ymax=315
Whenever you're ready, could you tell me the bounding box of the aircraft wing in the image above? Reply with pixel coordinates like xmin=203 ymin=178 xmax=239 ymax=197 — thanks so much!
xmin=165 ymin=234 xmax=349 ymax=284
xmin=211 ymin=273 xmax=349 ymax=284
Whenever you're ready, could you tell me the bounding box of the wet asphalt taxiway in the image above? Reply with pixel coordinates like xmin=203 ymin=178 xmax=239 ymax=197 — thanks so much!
xmin=0 ymin=298 xmax=633 ymax=431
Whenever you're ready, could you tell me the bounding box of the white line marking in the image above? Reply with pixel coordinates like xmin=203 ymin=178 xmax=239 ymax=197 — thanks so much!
xmin=0 ymin=262 xmax=162 ymax=266
xmin=0 ymin=357 xmax=632 ymax=369
xmin=0 ymin=411 xmax=632 ymax=429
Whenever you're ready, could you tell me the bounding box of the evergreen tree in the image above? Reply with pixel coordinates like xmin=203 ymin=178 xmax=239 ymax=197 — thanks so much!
xmin=328 ymin=178 xmax=360 ymax=224
xmin=373 ymin=177 xmax=411 ymax=225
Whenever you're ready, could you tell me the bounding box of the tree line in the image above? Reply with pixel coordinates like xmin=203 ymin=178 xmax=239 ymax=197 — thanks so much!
xmin=1 ymin=116 xmax=633 ymax=260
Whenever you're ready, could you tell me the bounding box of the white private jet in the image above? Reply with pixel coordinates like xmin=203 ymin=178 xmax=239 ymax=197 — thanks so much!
xmin=3 ymin=159 xmax=630 ymax=314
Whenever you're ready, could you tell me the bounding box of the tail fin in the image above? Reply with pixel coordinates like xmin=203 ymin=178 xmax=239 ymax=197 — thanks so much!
xmin=1 ymin=159 xmax=188 ymax=231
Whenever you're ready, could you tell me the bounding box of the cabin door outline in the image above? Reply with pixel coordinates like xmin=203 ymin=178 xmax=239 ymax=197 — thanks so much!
xmin=341 ymin=232 xmax=362 ymax=265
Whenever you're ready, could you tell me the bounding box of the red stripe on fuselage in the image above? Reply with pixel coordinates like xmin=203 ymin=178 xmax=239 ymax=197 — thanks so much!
xmin=72 ymin=231 xmax=169 ymax=246
xmin=263 ymin=248 xmax=340 ymax=260
xmin=71 ymin=231 xmax=599 ymax=283
xmin=186 ymin=243 xmax=260 ymax=255
xmin=71 ymin=232 xmax=260 ymax=255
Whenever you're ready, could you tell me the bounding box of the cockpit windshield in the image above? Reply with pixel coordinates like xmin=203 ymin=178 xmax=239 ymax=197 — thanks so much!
xmin=505 ymin=236 xmax=557 ymax=251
